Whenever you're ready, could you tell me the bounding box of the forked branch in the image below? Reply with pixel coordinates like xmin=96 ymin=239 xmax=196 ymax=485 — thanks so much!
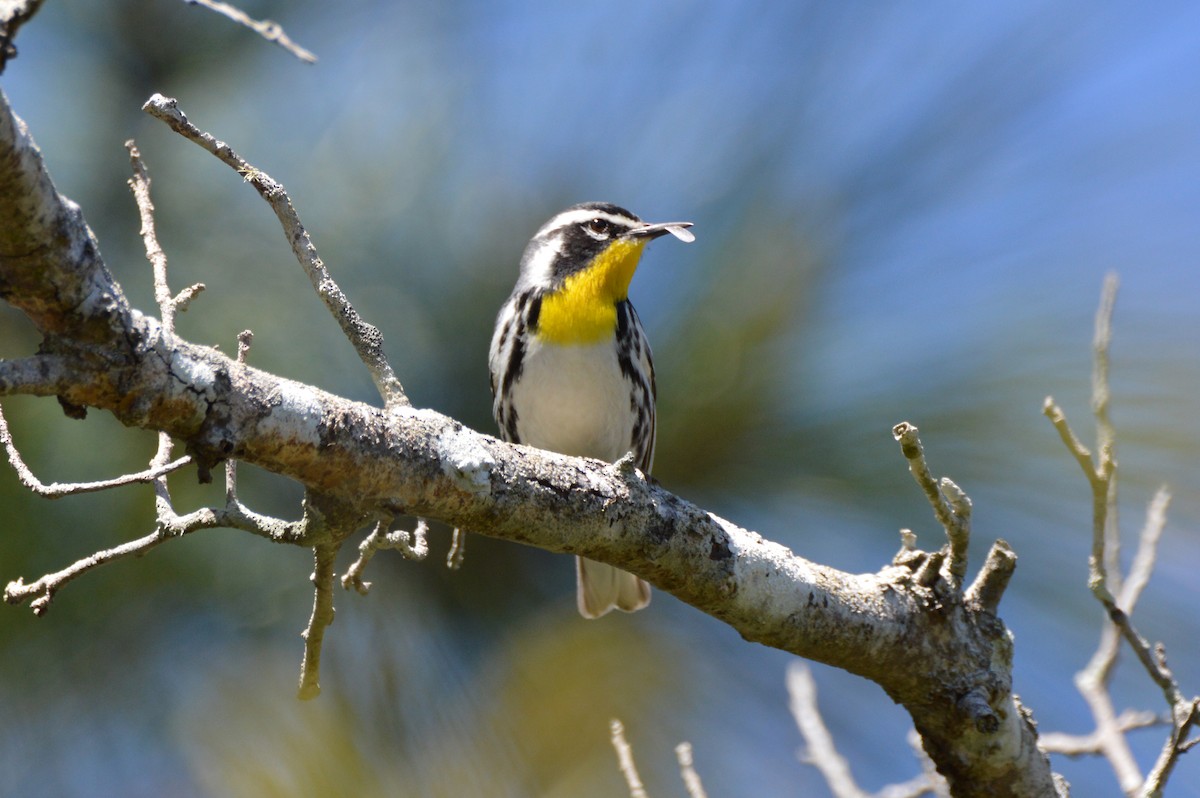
xmin=142 ymin=94 xmax=409 ymax=412
xmin=1042 ymin=273 xmax=1198 ymax=796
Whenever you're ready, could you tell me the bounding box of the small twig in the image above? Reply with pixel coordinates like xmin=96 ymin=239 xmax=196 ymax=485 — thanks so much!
xmin=224 ymin=328 xmax=254 ymax=504
xmin=0 ymin=403 xmax=191 ymax=497
xmin=913 ymin=549 xmax=945 ymax=589
xmin=789 ymin=662 xmax=871 ymax=798
xmin=1043 ymin=396 xmax=1116 ymax=606
xmin=128 ymin=137 xmax=200 ymax=533
xmin=610 ymin=719 xmax=649 ymax=798
xmin=675 ymin=742 xmax=708 ymax=798
xmin=892 ymin=422 xmax=970 ymax=591
xmin=964 ymin=539 xmax=1017 ymax=614
xmin=127 ymin=140 xmax=206 ymax=334
xmin=1142 ymin=698 xmax=1200 ymax=797
xmin=1039 ymin=710 xmax=1165 ymax=756
xmin=937 ymin=476 xmax=971 ymax=587
xmin=447 ymin=527 xmax=467 ymax=570
xmin=1065 ymin=488 xmax=1173 ymax=792
xmin=183 ymin=0 xmax=317 ymax=63
xmin=1120 ymin=487 xmax=1169 ymax=614
xmin=341 ymin=518 xmax=429 ymax=595
xmin=142 ymin=94 xmax=409 ymax=411
xmin=4 ymin=506 xmax=220 ymax=613
xmin=298 ymin=542 xmax=338 ymax=700
xmin=902 ymin=729 xmax=950 ymax=798
xmin=1043 ymin=274 xmax=1199 ymax=795
xmin=892 ymin=422 xmax=954 ymax=530
xmin=4 ymin=498 xmax=306 ymax=614
xmin=1092 ymin=273 xmax=1122 ymax=592
xmin=789 ymin=662 xmax=942 ymax=798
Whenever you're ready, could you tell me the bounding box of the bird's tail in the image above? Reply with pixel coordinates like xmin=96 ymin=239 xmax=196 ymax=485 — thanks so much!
xmin=576 ymin=556 xmax=651 ymax=618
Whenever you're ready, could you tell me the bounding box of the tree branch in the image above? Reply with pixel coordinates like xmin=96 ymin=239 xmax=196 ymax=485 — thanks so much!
xmin=1043 ymin=274 xmax=1198 ymax=796
xmin=788 ymin=661 xmax=946 ymax=798
xmin=675 ymin=742 xmax=708 ymax=798
xmin=0 ymin=85 xmax=1069 ymax=795
xmin=183 ymin=0 xmax=317 ymax=63
xmin=0 ymin=403 xmax=191 ymax=496
xmin=0 ymin=0 xmax=45 ymax=73
xmin=610 ymin=719 xmax=649 ymax=798
xmin=141 ymin=93 xmax=408 ymax=412
xmin=892 ymin=422 xmax=971 ymax=591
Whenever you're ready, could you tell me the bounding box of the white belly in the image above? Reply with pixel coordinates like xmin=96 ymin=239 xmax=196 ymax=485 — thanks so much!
xmin=509 ymin=336 xmax=635 ymax=462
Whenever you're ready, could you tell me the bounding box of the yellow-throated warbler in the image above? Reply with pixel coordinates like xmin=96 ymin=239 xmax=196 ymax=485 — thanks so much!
xmin=489 ymin=202 xmax=694 ymax=618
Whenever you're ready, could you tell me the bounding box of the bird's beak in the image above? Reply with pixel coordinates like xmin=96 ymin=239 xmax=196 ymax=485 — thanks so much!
xmin=628 ymin=220 xmax=696 ymax=243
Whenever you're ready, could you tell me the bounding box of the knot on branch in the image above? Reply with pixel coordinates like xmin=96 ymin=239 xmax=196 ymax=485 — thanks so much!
xmin=958 ymin=684 xmax=1002 ymax=734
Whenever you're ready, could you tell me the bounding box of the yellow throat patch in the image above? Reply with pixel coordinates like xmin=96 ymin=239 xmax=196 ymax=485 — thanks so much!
xmin=537 ymin=238 xmax=648 ymax=344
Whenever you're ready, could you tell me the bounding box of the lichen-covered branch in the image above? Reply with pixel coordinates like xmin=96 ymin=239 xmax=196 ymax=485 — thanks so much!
xmin=0 ymin=85 xmax=1066 ymax=795
xmin=0 ymin=0 xmax=45 ymax=73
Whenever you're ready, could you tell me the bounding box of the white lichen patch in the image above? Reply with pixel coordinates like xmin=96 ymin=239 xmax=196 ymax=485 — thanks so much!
xmin=169 ymin=350 xmax=217 ymax=397
xmin=437 ymin=425 xmax=494 ymax=495
xmin=265 ymin=378 xmax=325 ymax=442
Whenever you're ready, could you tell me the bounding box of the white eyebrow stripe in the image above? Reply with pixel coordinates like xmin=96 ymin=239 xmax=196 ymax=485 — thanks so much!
xmin=535 ymin=208 xmax=638 ymax=237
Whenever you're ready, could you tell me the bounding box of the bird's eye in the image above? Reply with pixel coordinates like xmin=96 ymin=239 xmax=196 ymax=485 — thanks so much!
xmin=585 ymin=218 xmax=610 ymax=236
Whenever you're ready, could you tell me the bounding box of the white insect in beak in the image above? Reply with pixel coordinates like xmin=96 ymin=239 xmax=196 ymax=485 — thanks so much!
xmin=630 ymin=220 xmax=696 ymax=243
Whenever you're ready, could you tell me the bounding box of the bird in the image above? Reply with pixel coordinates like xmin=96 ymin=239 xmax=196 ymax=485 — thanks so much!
xmin=488 ymin=202 xmax=694 ymax=618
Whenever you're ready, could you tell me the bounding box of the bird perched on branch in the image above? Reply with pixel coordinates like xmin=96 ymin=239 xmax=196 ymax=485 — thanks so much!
xmin=489 ymin=202 xmax=694 ymax=617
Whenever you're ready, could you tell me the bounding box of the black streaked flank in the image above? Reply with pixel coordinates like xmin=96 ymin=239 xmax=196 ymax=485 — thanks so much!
xmin=526 ymin=293 xmax=541 ymax=331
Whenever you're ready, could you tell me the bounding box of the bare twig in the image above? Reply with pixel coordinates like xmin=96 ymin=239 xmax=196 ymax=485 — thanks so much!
xmin=1043 ymin=273 xmax=1199 ymax=796
xmin=447 ymin=526 xmax=467 ymax=570
xmin=4 ymin=493 xmax=308 ymax=614
xmin=141 ymin=94 xmax=409 ymax=411
xmin=903 ymin=730 xmax=950 ymax=798
xmin=298 ymin=542 xmax=338 ymax=700
xmin=1039 ymin=709 xmax=1164 ymax=756
xmin=341 ymin=518 xmax=430 ymax=595
xmin=892 ymin=421 xmax=971 ymax=591
xmin=129 ymin=139 xmax=196 ymax=337
xmin=610 ymin=719 xmax=649 ymax=798
xmin=183 ymin=0 xmax=317 ymax=63
xmin=3 ymin=507 xmax=219 ymax=614
xmin=675 ymin=742 xmax=708 ymax=798
xmin=0 ymin=404 xmax=190 ymax=496
xmin=1092 ymin=273 xmax=1121 ymax=592
xmin=129 ymin=138 xmax=202 ymax=526
xmin=3 ymin=151 xmax=309 ymax=616
xmin=1143 ymin=699 xmax=1200 ymax=797
xmin=788 ymin=662 xmax=941 ymax=798
xmin=789 ymin=662 xmax=870 ymax=798
xmin=963 ymin=539 xmax=1017 ymax=614
xmin=1120 ymin=487 xmax=1169 ymax=614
